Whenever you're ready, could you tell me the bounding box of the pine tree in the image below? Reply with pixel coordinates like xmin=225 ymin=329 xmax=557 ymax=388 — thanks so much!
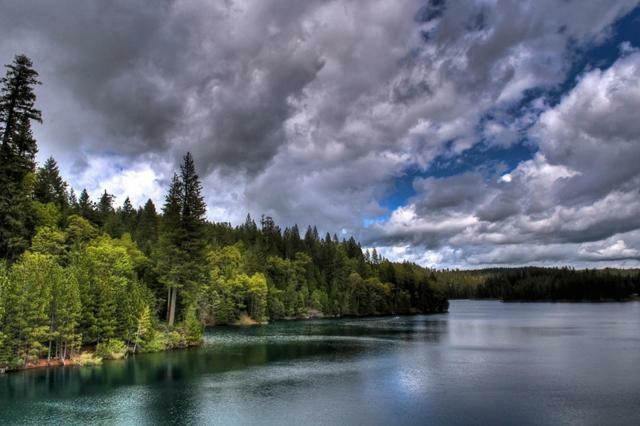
xmin=34 ymin=157 xmax=68 ymax=208
xmin=155 ymin=153 xmax=208 ymax=326
xmin=180 ymin=152 xmax=206 ymax=240
xmin=117 ymin=196 xmax=136 ymax=237
xmin=0 ymin=55 xmax=41 ymax=261
xmin=78 ymin=189 xmax=94 ymax=220
xmin=0 ymin=55 xmax=41 ymax=148
xmin=177 ymin=152 xmax=208 ymax=315
xmin=68 ymin=188 xmax=78 ymax=213
xmin=134 ymin=199 xmax=158 ymax=255
xmin=156 ymin=174 xmax=184 ymax=326
xmin=54 ymin=273 xmax=81 ymax=360
xmin=97 ymin=190 xmax=115 ymax=231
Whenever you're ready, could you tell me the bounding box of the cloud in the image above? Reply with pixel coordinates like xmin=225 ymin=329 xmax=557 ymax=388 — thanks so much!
xmin=0 ymin=0 xmax=638 ymax=267
xmin=370 ymin=51 xmax=640 ymax=267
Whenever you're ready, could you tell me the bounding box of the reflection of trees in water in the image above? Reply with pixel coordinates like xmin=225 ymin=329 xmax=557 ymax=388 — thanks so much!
xmin=0 ymin=317 xmax=446 ymax=422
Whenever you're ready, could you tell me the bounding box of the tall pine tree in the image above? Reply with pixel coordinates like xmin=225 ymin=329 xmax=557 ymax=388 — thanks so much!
xmin=178 ymin=152 xmax=208 ymax=310
xmin=0 ymin=55 xmax=41 ymax=261
xmin=156 ymin=174 xmax=184 ymax=326
xmin=155 ymin=153 xmax=208 ymax=326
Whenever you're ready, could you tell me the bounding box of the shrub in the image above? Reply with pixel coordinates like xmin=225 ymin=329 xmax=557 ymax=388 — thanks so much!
xmin=183 ymin=305 xmax=204 ymax=346
xmin=75 ymin=352 xmax=103 ymax=366
xmin=96 ymin=339 xmax=128 ymax=360
xmin=141 ymin=333 xmax=168 ymax=353
xmin=165 ymin=330 xmax=187 ymax=349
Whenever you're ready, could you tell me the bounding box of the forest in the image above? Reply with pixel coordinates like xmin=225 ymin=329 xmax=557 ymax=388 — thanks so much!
xmin=432 ymin=267 xmax=640 ymax=301
xmin=0 ymin=55 xmax=447 ymax=371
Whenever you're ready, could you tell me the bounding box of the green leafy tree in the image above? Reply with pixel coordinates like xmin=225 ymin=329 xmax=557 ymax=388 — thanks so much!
xmin=3 ymin=253 xmax=54 ymax=366
xmin=32 ymin=201 xmax=62 ymax=228
xmin=54 ymin=273 xmax=81 ymax=359
xmin=132 ymin=304 xmax=153 ymax=353
xmin=183 ymin=304 xmax=203 ymax=346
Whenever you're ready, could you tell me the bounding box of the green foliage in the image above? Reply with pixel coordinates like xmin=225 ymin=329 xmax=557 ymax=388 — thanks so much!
xmin=75 ymin=352 xmax=102 ymax=366
xmin=65 ymin=215 xmax=98 ymax=252
xmin=202 ymin=244 xmax=269 ymax=324
xmin=96 ymin=339 xmax=127 ymax=360
xmin=2 ymin=253 xmax=55 ymax=366
xmin=476 ymin=267 xmax=638 ymax=301
xmin=132 ymin=304 xmax=154 ymax=353
xmin=31 ymin=226 xmax=65 ymax=257
xmin=0 ymin=55 xmax=41 ymax=262
xmin=33 ymin=157 xmax=68 ymax=210
xmin=154 ymin=153 xmax=208 ymax=326
xmin=32 ymin=201 xmax=61 ymax=228
xmin=183 ymin=305 xmax=204 ymax=346
xmin=134 ymin=199 xmax=158 ymax=255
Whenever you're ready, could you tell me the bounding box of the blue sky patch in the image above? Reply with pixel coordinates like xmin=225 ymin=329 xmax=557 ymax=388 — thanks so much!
xmin=378 ymin=6 xmax=640 ymax=214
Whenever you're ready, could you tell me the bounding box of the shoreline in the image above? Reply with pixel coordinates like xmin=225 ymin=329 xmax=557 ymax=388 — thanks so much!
xmin=1 ymin=310 xmax=449 ymax=375
xmin=0 ymin=356 xmax=91 ymax=375
xmin=4 ymin=298 xmax=634 ymax=375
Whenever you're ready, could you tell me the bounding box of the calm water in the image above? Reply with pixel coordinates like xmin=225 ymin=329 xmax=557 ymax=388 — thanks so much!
xmin=1 ymin=300 xmax=640 ymax=425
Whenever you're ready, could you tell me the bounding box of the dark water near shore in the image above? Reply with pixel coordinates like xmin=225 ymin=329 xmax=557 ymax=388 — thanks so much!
xmin=1 ymin=300 xmax=639 ymax=425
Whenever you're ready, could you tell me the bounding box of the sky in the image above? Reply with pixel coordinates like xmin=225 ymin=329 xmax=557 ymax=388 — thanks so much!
xmin=1 ymin=0 xmax=639 ymax=269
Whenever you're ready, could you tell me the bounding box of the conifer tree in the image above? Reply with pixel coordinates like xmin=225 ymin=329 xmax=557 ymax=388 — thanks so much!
xmin=117 ymin=196 xmax=136 ymax=236
xmin=134 ymin=199 xmax=158 ymax=255
xmin=78 ymin=189 xmax=94 ymax=221
xmin=97 ymin=190 xmax=115 ymax=231
xmin=68 ymin=188 xmax=78 ymax=213
xmin=34 ymin=156 xmax=68 ymax=208
xmin=155 ymin=153 xmax=208 ymax=326
xmin=156 ymin=174 xmax=184 ymax=326
xmin=178 ymin=152 xmax=208 ymax=314
xmin=0 ymin=55 xmax=41 ymax=261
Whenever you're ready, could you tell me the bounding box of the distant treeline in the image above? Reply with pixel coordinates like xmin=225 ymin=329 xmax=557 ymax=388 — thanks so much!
xmin=0 ymin=55 xmax=447 ymax=370
xmin=432 ymin=267 xmax=640 ymax=301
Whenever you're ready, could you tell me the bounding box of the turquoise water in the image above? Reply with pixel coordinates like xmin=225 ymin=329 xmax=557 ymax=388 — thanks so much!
xmin=1 ymin=300 xmax=639 ymax=425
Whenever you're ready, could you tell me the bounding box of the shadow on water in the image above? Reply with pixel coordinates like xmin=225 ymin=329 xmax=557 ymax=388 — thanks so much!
xmin=0 ymin=302 xmax=635 ymax=425
xmin=0 ymin=315 xmax=448 ymax=423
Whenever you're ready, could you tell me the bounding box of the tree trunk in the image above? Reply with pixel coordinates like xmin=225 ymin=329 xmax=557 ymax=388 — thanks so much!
xmin=168 ymin=287 xmax=177 ymax=326
xmin=166 ymin=287 xmax=171 ymax=321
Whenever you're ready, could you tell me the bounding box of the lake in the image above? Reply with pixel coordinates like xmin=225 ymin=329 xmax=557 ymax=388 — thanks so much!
xmin=1 ymin=300 xmax=639 ymax=425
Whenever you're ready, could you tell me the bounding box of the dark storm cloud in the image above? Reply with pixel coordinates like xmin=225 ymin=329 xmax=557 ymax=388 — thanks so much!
xmin=0 ymin=1 xmax=181 ymax=154
xmin=0 ymin=0 xmax=329 ymax=174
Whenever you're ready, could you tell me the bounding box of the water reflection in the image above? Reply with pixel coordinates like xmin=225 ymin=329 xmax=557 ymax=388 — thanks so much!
xmin=1 ymin=301 xmax=639 ymax=425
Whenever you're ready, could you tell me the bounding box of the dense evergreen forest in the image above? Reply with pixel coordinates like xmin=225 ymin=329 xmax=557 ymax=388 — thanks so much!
xmin=0 ymin=55 xmax=447 ymax=371
xmin=432 ymin=268 xmax=640 ymax=301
